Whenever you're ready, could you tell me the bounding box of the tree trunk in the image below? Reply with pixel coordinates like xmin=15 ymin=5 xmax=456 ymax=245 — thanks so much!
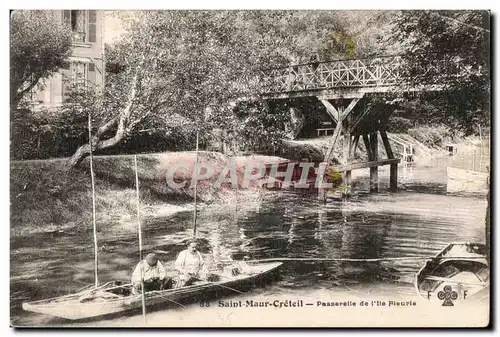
xmin=65 ymin=68 xmax=141 ymax=169
xmin=289 ymin=107 xmax=305 ymax=140
xmin=66 ymin=143 xmax=92 ymax=168
xmin=66 ymin=123 xmax=129 ymax=169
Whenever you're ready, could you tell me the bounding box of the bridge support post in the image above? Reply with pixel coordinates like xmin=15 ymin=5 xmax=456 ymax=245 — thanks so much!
xmin=390 ymin=164 xmax=398 ymax=192
xmin=342 ymin=132 xmax=351 ymax=197
xmin=369 ymin=132 xmax=379 ymax=193
xmin=380 ymin=130 xmax=398 ymax=192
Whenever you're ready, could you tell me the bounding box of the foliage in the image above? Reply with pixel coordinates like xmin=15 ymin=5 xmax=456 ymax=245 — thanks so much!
xmin=389 ymin=10 xmax=490 ymax=135
xmin=319 ymin=30 xmax=357 ymax=60
xmin=387 ymin=116 xmax=415 ymax=133
xmin=232 ymin=100 xmax=290 ymax=152
xmin=10 ymin=101 xmax=91 ymax=160
xmin=9 ymin=10 xmax=406 ymax=163
xmin=10 ymin=10 xmax=72 ymax=109
xmin=407 ymin=125 xmax=455 ymax=148
xmin=67 ymin=10 xmax=370 ymax=166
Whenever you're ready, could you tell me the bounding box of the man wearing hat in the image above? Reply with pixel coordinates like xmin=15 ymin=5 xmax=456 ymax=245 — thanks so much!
xmin=174 ymin=239 xmax=208 ymax=288
xmin=131 ymin=253 xmax=170 ymax=293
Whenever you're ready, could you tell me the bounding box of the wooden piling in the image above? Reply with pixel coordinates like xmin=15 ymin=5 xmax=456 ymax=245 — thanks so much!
xmin=390 ymin=164 xmax=398 ymax=192
xmin=342 ymin=132 xmax=351 ymax=197
xmin=380 ymin=130 xmax=398 ymax=192
xmin=369 ymin=132 xmax=378 ymax=192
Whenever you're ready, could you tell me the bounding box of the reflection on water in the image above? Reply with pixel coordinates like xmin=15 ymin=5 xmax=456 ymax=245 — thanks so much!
xmin=10 ymin=165 xmax=487 ymax=325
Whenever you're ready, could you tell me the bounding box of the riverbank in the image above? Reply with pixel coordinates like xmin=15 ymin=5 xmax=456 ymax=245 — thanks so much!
xmin=280 ymin=126 xmax=486 ymax=164
xmin=10 ymin=152 xmax=281 ymax=237
xmin=10 ymin=131 xmax=488 ymax=237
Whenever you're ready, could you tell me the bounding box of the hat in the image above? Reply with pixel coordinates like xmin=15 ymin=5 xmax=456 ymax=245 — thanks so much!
xmin=186 ymin=238 xmax=198 ymax=246
xmin=145 ymin=253 xmax=158 ymax=266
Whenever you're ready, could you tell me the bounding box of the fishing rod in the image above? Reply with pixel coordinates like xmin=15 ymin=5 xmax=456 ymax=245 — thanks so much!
xmin=193 ymin=129 xmax=199 ymax=238
xmin=88 ymin=110 xmax=98 ymax=289
xmin=229 ymin=256 xmax=488 ymax=263
xmin=134 ymin=155 xmax=147 ymax=325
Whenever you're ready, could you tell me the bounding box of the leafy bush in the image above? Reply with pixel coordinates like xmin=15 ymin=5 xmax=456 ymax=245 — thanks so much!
xmin=387 ymin=116 xmax=415 ymax=133
xmin=407 ymin=125 xmax=454 ymax=148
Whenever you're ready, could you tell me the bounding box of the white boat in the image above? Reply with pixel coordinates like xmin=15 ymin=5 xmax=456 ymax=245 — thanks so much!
xmin=415 ymin=243 xmax=489 ymax=302
xmin=22 ymin=261 xmax=282 ymax=321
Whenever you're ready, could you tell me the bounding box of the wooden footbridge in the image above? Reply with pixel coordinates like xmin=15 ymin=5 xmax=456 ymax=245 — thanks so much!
xmin=257 ymin=54 xmax=469 ymax=195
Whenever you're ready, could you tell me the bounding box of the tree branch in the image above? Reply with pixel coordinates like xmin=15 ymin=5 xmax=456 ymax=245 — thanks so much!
xmin=15 ymin=74 xmax=43 ymax=103
xmin=96 ymin=116 xmax=119 ymax=138
xmin=97 ymin=68 xmax=141 ymax=149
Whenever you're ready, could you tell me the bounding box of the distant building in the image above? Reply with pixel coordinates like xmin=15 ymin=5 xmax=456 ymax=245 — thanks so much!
xmin=31 ymin=10 xmax=105 ymax=108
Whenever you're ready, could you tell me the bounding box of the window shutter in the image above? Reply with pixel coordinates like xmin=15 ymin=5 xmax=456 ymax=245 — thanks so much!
xmin=88 ymin=63 xmax=96 ymax=88
xmin=88 ymin=10 xmax=97 ymax=43
xmin=63 ymin=10 xmax=71 ymax=26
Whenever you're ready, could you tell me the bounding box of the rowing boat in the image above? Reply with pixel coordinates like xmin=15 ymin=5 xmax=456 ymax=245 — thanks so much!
xmin=415 ymin=242 xmax=489 ymax=301
xmin=22 ymin=261 xmax=282 ymax=321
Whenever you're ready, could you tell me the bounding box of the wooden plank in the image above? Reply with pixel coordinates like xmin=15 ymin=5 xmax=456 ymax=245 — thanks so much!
xmin=332 ymin=158 xmax=400 ymax=172
xmin=350 ymin=135 xmax=360 ymax=157
xmin=390 ymin=164 xmax=398 ymax=192
xmin=342 ymin=133 xmax=351 ymax=196
xmin=261 ymin=84 xmax=445 ymax=100
xmin=370 ymin=132 xmax=379 ymax=192
xmin=317 ymin=92 xmax=366 ymax=100
xmin=317 ymin=128 xmax=335 ymax=137
xmin=362 ymin=133 xmax=373 ymax=161
xmin=370 ymin=132 xmax=379 ymax=160
xmin=350 ymin=104 xmax=372 ymax=133
xmin=381 ymin=129 xmax=398 ymax=192
xmin=342 ymin=133 xmax=350 ymax=164
xmin=342 ymin=97 xmax=361 ymax=119
xmin=319 ymin=99 xmax=339 ymax=123
xmin=380 ymin=130 xmax=394 ymax=159
xmin=323 ymin=118 xmax=343 ymax=164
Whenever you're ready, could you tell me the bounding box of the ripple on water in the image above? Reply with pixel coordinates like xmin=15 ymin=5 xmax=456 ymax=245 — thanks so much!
xmin=10 ymin=179 xmax=487 ymax=325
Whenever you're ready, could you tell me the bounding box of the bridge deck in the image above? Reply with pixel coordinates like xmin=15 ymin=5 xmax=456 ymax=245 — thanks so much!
xmin=259 ymin=54 xmax=466 ymax=99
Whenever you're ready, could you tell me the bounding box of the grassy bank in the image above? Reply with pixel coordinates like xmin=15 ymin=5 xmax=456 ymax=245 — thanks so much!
xmin=10 ymin=152 xmax=274 ymax=236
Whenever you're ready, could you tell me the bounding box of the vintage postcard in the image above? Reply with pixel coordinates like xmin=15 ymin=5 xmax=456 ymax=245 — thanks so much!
xmin=10 ymin=9 xmax=490 ymax=328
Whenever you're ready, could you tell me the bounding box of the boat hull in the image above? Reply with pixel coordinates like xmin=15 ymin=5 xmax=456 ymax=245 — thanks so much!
xmin=415 ymin=243 xmax=489 ymax=301
xmin=22 ymin=261 xmax=282 ymax=321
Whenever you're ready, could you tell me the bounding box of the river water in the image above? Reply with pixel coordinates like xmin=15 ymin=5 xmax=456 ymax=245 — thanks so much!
xmin=10 ymin=163 xmax=488 ymax=326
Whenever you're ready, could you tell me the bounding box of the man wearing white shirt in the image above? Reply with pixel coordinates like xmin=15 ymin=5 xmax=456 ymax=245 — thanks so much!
xmin=131 ymin=253 xmax=171 ymax=293
xmin=174 ymin=239 xmax=208 ymax=288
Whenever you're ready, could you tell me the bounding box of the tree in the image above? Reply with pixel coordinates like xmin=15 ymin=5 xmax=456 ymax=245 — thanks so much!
xmin=67 ymin=10 xmax=359 ymax=167
xmin=388 ymin=10 xmax=490 ymax=134
xmin=67 ymin=11 xmax=258 ymax=166
xmin=10 ymin=10 xmax=72 ymax=110
xmin=68 ymin=11 xmax=398 ymax=167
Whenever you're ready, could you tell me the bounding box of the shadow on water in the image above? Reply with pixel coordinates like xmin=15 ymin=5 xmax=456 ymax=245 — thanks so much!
xmin=10 ymin=164 xmax=487 ymax=326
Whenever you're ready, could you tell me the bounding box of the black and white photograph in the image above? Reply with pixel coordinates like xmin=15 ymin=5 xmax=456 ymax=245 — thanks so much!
xmin=9 ymin=9 xmax=491 ymax=327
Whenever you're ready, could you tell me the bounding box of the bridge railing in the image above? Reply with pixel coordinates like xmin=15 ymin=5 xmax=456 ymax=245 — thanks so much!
xmin=258 ymin=55 xmax=464 ymax=94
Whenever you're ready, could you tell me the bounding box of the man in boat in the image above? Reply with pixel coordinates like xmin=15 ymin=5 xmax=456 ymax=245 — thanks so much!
xmin=132 ymin=253 xmax=171 ymax=293
xmin=174 ymin=239 xmax=209 ymax=288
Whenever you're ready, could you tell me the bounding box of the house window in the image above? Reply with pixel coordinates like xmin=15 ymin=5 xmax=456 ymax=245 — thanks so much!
xmin=72 ymin=62 xmax=87 ymax=86
xmin=63 ymin=10 xmax=97 ymax=43
xmin=62 ymin=62 xmax=96 ymax=99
